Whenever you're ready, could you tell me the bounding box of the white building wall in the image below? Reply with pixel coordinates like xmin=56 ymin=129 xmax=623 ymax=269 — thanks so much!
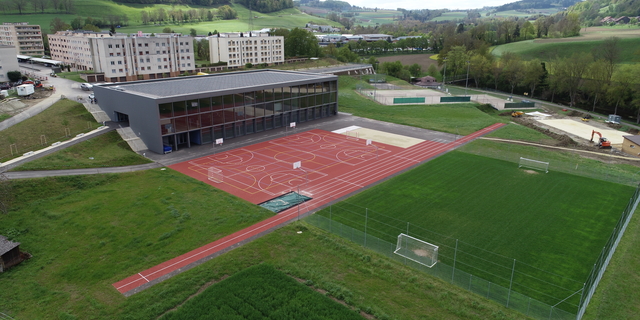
xmin=208 ymin=33 xmax=283 ymax=68
xmin=0 ymin=45 xmax=20 ymax=83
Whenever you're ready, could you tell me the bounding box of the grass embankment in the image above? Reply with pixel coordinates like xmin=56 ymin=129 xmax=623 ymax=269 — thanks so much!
xmin=338 ymin=76 xmax=506 ymax=135
xmin=0 ymin=170 xmax=275 ymax=319
xmin=316 ymin=149 xmax=634 ymax=311
xmin=492 ymin=38 xmax=640 ymax=64
xmin=13 ymin=131 xmax=152 ymax=170
xmin=0 ymin=0 xmax=337 ymax=34
xmin=0 ymin=170 xmax=529 ymax=320
xmin=160 ymin=264 xmax=364 ymax=319
xmin=56 ymin=72 xmax=89 ymax=83
xmin=0 ymin=99 xmax=98 ymax=162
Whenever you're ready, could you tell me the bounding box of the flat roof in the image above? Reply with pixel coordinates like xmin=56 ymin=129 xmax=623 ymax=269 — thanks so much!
xmin=99 ymin=69 xmax=337 ymax=99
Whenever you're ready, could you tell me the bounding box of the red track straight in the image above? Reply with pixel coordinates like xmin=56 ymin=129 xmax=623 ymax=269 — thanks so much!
xmin=112 ymin=123 xmax=505 ymax=295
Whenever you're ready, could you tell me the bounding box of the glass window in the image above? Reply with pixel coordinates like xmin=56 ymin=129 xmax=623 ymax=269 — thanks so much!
xmin=274 ymin=115 xmax=282 ymax=128
xmin=315 ymin=107 xmax=321 ymax=118
xmin=256 ymin=118 xmax=264 ymax=132
xmin=174 ymin=117 xmax=188 ymax=132
xmin=289 ymin=98 xmax=298 ymax=110
xmin=323 ymin=92 xmax=331 ymax=104
xmin=201 ymin=112 xmax=213 ymax=127
xmin=199 ymin=98 xmax=212 ymax=112
xmin=160 ymin=118 xmax=173 ymax=134
xmin=274 ymin=102 xmax=283 ymax=114
xmin=212 ymin=110 xmax=224 ymax=124
xmin=244 ymin=91 xmax=254 ymax=105
xmin=282 ymin=87 xmax=291 ymax=99
xmin=299 ymin=108 xmax=307 ymax=122
xmin=330 ymin=92 xmax=336 ymax=103
xmin=159 ymin=103 xmax=172 ymax=118
xmin=300 ymin=96 xmax=309 ymax=109
xmin=291 ymin=85 xmax=300 ymax=97
xmin=265 ymin=117 xmax=273 ymax=130
xmin=187 ymin=100 xmax=199 ymax=114
xmin=255 ymin=90 xmax=265 ymax=103
xmin=224 ymin=123 xmax=234 ymax=138
xmin=263 ymin=88 xmax=274 ymax=102
xmin=222 ymin=95 xmax=234 ymax=109
xmin=273 ymin=87 xmax=284 ymax=100
xmin=244 ymin=105 xmax=254 ymax=119
xmin=246 ymin=120 xmax=254 ymax=134
xmin=201 ymin=128 xmax=212 ymax=144
xmin=211 ymin=96 xmax=223 ymax=110
xmin=324 ymin=81 xmax=331 ymax=93
xmin=233 ymin=94 xmax=244 ymax=107
xmin=234 ymin=106 xmax=245 ymax=120
xmin=213 ymin=125 xmax=223 ymax=139
xmin=188 ymin=115 xmax=200 ymax=129
xmin=173 ymin=101 xmax=187 ymax=116
xmin=224 ymin=109 xmax=235 ymax=122
xmin=307 ymin=108 xmax=314 ymax=120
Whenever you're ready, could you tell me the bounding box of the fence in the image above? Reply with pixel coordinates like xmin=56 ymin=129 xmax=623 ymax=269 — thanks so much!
xmin=393 ymin=97 xmax=425 ymax=104
xmin=460 ymin=138 xmax=640 ymax=187
xmin=306 ymin=212 xmax=576 ymax=320
xmin=440 ymin=96 xmax=471 ymax=103
xmin=576 ymin=182 xmax=640 ymax=319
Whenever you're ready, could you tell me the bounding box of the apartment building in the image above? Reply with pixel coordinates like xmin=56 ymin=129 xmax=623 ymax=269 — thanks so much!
xmin=48 ymin=31 xmax=195 ymax=82
xmin=209 ymin=32 xmax=283 ymax=68
xmin=48 ymin=31 xmax=112 ymax=71
xmin=0 ymin=23 xmax=44 ymax=57
xmin=0 ymin=45 xmax=20 ymax=83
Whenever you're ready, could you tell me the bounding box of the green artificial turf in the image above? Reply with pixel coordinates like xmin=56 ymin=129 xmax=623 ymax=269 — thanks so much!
xmin=315 ymin=150 xmax=634 ymax=312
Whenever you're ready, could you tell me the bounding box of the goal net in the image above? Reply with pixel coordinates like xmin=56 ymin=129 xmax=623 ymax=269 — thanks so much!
xmin=394 ymin=233 xmax=439 ymax=268
xmin=518 ymin=157 xmax=549 ymax=173
xmin=207 ymin=167 xmax=223 ymax=183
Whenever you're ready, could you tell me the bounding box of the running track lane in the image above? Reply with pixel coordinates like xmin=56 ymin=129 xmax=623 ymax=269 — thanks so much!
xmin=112 ymin=123 xmax=505 ymax=295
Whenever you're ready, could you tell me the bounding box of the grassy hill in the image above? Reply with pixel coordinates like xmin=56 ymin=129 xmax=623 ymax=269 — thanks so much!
xmin=492 ymin=36 xmax=640 ymax=64
xmin=0 ymin=0 xmax=339 ymax=34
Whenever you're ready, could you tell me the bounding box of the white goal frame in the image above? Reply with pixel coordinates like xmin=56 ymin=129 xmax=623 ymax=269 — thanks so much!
xmin=208 ymin=167 xmax=223 ymax=183
xmin=394 ymin=233 xmax=439 ymax=268
xmin=518 ymin=157 xmax=549 ymax=173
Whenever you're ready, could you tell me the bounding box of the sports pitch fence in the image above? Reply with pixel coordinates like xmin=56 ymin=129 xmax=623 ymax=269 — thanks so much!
xmin=305 ymin=147 xmax=640 ymax=319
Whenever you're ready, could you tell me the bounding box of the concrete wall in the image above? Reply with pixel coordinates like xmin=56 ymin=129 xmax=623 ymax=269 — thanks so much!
xmin=93 ymin=85 xmax=164 ymax=153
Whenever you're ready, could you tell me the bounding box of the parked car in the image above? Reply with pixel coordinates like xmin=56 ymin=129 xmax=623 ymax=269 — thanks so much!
xmin=0 ymin=83 xmax=10 ymax=90
xmin=81 ymin=83 xmax=93 ymax=91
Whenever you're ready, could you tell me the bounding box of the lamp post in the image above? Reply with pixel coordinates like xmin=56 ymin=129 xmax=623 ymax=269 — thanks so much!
xmin=465 ymin=60 xmax=470 ymax=97
xmin=374 ymin=61 xmax=379 ymax=102
xmin=442 ymin=57 xmax=447 ymax=93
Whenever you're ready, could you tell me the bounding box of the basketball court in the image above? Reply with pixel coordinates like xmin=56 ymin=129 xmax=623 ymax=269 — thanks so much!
xmin=112 ymin=123 xmax=505 ymax=296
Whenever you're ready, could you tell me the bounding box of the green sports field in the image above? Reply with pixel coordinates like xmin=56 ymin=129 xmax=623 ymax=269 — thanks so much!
xmin=316 ymin=150 xmax=634 ymax=312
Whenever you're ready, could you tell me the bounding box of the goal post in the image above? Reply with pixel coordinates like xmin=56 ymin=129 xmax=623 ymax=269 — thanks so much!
xmin=518 ymin=157 xmax=549 ymax=173
xmin=208 ymin=167 xmax=223 ymax=183
xmin=394 ymin=233 xmax=439 ymax=268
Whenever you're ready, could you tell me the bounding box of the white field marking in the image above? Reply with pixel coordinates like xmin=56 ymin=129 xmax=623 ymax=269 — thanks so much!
xmin=138 ymin=273 xmax=150 ymax=282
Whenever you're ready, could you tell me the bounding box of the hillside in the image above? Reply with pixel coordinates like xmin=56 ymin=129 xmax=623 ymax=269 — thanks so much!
xmin=495 ymin=0 xmax=580 ymax=12
xmin=568 ymin=0 xmax=640 ymax=25
xmin=0 ymin=0 xmax=338 ymax=34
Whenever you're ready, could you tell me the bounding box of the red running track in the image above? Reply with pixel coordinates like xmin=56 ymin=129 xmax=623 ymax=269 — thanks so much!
xmin=112 ymin=123 xmax=504 ymax=295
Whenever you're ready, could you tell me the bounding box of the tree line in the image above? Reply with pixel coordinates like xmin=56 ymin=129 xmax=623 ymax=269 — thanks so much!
xmin=0 ymin=0 xmax=75 ymax=14
xmin=236 ymin=0 xmax=294 ymax=14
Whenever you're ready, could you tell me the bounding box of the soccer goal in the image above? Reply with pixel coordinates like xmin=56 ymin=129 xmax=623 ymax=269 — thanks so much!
xmin=394 ymin=233 xmax=439 ymax=268
xmin=518 ymin=157 xmax=549 ymax=173
xmin=208 ymin=167 xmax=223 ymax=183
xmin=346 ymin=130 xmax=359 ymax=141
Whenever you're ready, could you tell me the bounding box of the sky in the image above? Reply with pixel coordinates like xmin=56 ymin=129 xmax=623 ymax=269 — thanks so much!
xmin=344 ymin=0 xmax=515 ymax=10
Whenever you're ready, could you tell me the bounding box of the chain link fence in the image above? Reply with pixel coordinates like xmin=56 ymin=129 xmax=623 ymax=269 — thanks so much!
xmin=306 ymin=212 xmax=576 ymax=320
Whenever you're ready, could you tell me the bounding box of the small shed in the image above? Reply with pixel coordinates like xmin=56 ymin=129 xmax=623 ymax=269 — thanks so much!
xmin=622 ymin=135 xmax=640 ymax=157
xmin=0 ymin=235 xmax=24 ymax=272
xmin=415 ymin=76 xmax=441 ymax=87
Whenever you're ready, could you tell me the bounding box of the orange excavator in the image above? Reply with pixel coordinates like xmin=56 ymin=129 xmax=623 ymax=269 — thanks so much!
xmin=591 ymin=130 xmax=612 ymax=149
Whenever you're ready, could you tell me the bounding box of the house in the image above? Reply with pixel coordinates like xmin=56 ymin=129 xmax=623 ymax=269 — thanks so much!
xmin=0 ymin=235 xmax=26 ymax=272
xmin=615 ymin=16 xmax=630 ymax=24
xmin=621 ymin=135 xmax=640 ymax=157
xmin=415 ymin=76 xmax=441 ymax=87
xmin=600 ymin=16 xmax=615 ymax=24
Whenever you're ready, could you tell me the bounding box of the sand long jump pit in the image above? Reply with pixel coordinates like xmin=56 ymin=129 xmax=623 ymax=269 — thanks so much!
xmin=537 ymin=119 xmax=627 ymax=147
xmin=333 ymin=126 xmax=425 ymax=148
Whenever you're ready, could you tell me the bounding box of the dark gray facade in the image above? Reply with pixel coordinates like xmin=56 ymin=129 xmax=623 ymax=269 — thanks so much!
xmin=93 ymin=69 xmax=338 ymax=154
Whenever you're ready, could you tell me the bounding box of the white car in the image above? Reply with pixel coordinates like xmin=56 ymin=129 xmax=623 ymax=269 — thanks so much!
xmin=81 ymin=83 xmax=93 ymax=91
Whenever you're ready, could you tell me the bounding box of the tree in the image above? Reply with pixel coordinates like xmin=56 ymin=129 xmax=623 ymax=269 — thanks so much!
xmin=50 ymin=17 xmax=71 ymax=33
xmin=71 ymin=17 xmax=84 ymax=30
xmin=32 ymin=0 xmax=48 ymax=13
xmin=62 ymin=0 xmax=74 ymax=14
xmin=162 ymin=27 xmax=172 ymax=33
xmin=596 ymin=37 xmax=620 ymax=86
xmin=502 ymin=52 xmax=525 ymax=95
xmin=217 ymin=5 xmax=237 ymax=20
xmin=521 ymin=59 xmax=545 ymax=98
xmin=283 ymin=28 xmax=320 ymax=58
xmin=7 ymin=71 xmax=21 ymax=82
xmin=190 ymin=28 xmax=197 ymax=37
xmin=608 ymin=65 xmax=636 ymax=115
xmin=12 ymin=0 xmax=27 ymax=14
xmin=407 ymin=63 xmax=421 ymax=78
xmin=141 ymin=11 xmax=150 ymax=24
xmin=207 ymin=10 xmax=214 ymax=21
xmin=82 ymin=24 xmax=101 ymax=32
xmin=51 ymin=0 xmax=62 ymax=13
xmin=552 ymin=53 xmax=593 ymax=107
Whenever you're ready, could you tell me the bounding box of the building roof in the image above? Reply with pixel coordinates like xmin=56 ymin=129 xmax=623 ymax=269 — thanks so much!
xmin=0 ymin=235 xmax=20 ymax=256
xmin=99 ymin=70 xmax=337 ymax=99
xmin=623 ymin=135 xmax=640 ymax=145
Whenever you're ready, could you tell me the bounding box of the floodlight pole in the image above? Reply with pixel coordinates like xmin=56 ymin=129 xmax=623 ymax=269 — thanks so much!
xmin=465 ymin=60 xmax=470 ymax=97
xmin=442 ymin=57 xmax=447 ymax=93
